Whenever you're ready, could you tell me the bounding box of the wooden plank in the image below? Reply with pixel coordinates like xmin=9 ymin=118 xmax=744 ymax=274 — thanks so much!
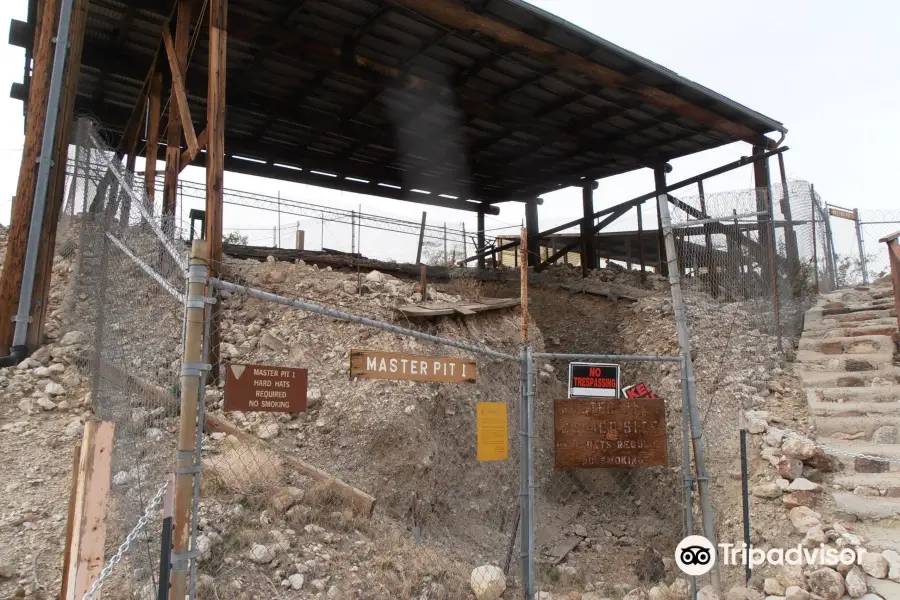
xmin=66 ymin=421 xmax=115 ymax=599
xmin=58 ymin=440 xmax=83 ymax=598
xmin=0 ymin=0 xmax=62 ymax=353
xmin=162 ymin=0 xmax=191 ymax=219
xmin=554 ymin=398 xmax=667 ymax=469
xmin=396 ymin=298 xmax=520 ymax=318
xmin=349 ymin=350 xmax=476 ymax=383
xmin=162 ymin=28 xmax=198 ymax=158
xmin=453 ymin=306 xmax=476 ymax=316
xmin=542 ymin=536 xmax=582 ymax=565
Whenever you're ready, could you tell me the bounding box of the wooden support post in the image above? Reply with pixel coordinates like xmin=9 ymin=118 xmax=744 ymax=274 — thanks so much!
xmin=697 ymin=180 xmax=717 ymax=297
xmin=653 ymin=167 xmax=669 ymax=276
xmin=162 ymin=0 xmax=192 ymax=226
xmin=476 ymin=211 xmax=486 ymax=269
xmin=205 ymin=0 xmax=227 ymax=379
xmin=146 ymin=71 xmax=163 ymax=208
xmin=64 ymin=421 xmax=115 ymax=599
xmin=170 ymin=241 xmax=206 ymax=600
xmin=752 ymin=146 xmax=773 ymax=293
xmin=415 ymin=211 xmax=427 ymax=264
xmin=25 ymin=0 xmax=89 ymax=353
xmin=162 ymin=28 xmax=199 ymax=158
xmin=295 ymin=230 xmax=305 ymax=251
xmin=580 ymin=182 xmax=596 ymax=276
xmin=0 ymin=0 xmax=62 ymax=354
xmin=776 ymin=153 xmax=800 ymax=290
xmin=419 ymin=263 xmax=427 ymax=302
xmin=525 ymin=198 xmax=539 ymax=270
xmin=810 ymin=184 xmax=820 ymax=291
xmin=461 ymin=222 xmax=467 ymax=265
xmin=520 ymin=227 xmax=528 ymax=341
xmin=637 ymin=203 xmax=646 ymax=281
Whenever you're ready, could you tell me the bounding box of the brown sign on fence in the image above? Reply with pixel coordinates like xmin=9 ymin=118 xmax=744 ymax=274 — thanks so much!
xmin=554 ymin=398 xmax=667 ymax=468
xmin=828 ymin=206 xmax=856 ymax=221
xmin=224 ymin=363 xmax=308 ymax=413
xmin=349 ymin=350 xmax=476 ymax=383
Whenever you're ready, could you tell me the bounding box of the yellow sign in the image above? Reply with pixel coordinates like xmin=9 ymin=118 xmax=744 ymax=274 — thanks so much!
xmin=477 ymin=402 xmax=508 ymax=462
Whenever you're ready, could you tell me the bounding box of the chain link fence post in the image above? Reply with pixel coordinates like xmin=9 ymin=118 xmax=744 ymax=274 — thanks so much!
xmin=519 ymin=343 xmax=535 ymax=599
xmin=657 ymin=191 xmax=721 ymax=591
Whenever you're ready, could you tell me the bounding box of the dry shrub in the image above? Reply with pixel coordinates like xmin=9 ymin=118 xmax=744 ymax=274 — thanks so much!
xmin=445 ymin=276 xmax=484 ymax=301
xmin=204 ymin=438 xmax=284 ymax=495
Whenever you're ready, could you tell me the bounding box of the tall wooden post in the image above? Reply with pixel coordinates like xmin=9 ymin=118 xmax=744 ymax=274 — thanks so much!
xmin=776 ymin=153 xmax=800 ymax=291
xmin=205 ymin=0 xmax=227 ymax=378
xmin=25 ymin=0 xmax=89 ymax=352
xmin=580 ymin=182 xmax=596 ymax=276
xmin=477 ymin=210 xmax=486 ymax=269
xmin=0 ymin=0 xmax=61 ymax=354
xmin=697 ymin=180 xmax=716 ymax=297
xmin=524 ymin=198 xmax=539 ymax=269
xmin=637 ymin=202 xmax=646 ymax=280
xmin=170 ymin=240 xmax=207 ymax=600
xmin=162 ymin=0 xmax=192 ymax=228
xmin=146 ymin=71 xmax=163 ymax=209
xmin=752 ymin=146 xmax=774 ymax=294
xmin=653 ymin=167 xmax=669 ymax=276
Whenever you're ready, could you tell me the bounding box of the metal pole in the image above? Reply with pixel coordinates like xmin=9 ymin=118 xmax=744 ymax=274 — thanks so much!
xmin=462 ymin=222 xmax=467 ymax=265
xmin=351 ymin=210 xmax=355 ymax=255
xmin=739 ymin=418 xmax=752 ymax=584
xmin=637 ymin=203 xmax=646 ymax=280
xmin=810 ymin=185 xmax=820 ymax=291
xmin=444 ymin=223 xmax=448 ymax=266
xmin=320 ymin=214 xmax=324 ymax=251
xmin=657 ymin=191 xmax=721 ymax=591
xmin=681 ymin=360 xmax=697 ymax=599
xmin=519 ymin=344 xmax=535 ymax=599
xmin=277 ymin=191 xmax=281 ymax=249
xmin=10 ymin=0 xmax=77 ymax=356
xmin=854 ymin=209 xmax=868 ymax=285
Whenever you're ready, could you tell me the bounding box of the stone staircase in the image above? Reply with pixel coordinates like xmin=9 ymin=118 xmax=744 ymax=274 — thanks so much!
xmin=796 ymin=282 xmax=900 ymax=592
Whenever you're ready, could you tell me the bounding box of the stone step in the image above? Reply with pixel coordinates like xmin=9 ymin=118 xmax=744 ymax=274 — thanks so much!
xmin=796 ymin=367 xmax=900 ymax=388
xmin=819 ymin=438 xmax=900 ymax=472
xmin=853 ymin=522 xmax=900 ymax=553
xmin=813 ymin=415 xmax=900 ymax=438
xmin=802 ymin=316 xmax=899 ymax=335
xmin=868 ymin=576 xmax=900 ymax=599
xmin=794 ymin=351 xmax=895 ymax=370
xmin=798 ymin=335 xmax=896 ymax=355
xmin=811 ymin=386 xmax=900 ymax=403
xmin=833 ymin=492 xmax=900 ymax=520
xmin=834 ymin=472 xmax=900 ymax=492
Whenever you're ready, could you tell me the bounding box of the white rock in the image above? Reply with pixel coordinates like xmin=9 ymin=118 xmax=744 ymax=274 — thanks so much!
xmin=698 ymin=585 xmax=722 ymax=600
xmin=289 ymin=574 xmax=304 ymax=590
xmin=753 ymin=483 xmax=783 ymax=499
xmin=806 ymin=567 xmax=845 ymax=600
xmin=327 ymin=586 xmax=341 ymax=599
xmin=782 ymin=437 xmax=817 ymax=460
xmin=33 ymin=366 xmax=51 ymax=377
xmin=724 ymin=586 xmax=763 ymax=600
xmin=534 ymin=593 xmax=553 ymax=600
xmin=844 ymin=566 xmax=867 ymax=597
xmin=881 ymin=549 xmax=900 ymax=582
xmin=789 ymin=506 xmax=822 ymax=534
xmin=802 ymin=526 xmax=828 ymax=547
xmin=0 ymin=558 xmax=15 ymax=578
xmin=776 ymin=478 xmax=791 ymax=491
xmin=747 ymin=417 xmax=768 ymax=434
xmin=788 ymin=478 xmax=821 ymax=492
xmin=860 ymin=551 xmax=889 ymax=578
xmin=784 ymin=587 xmax=812 ymax=600
xmin=45 ymin=382 xmax=65 ymax=396
xmin=17 ymin=399 xmax=35 ymax=413
xmin=365 ymin=270 xmax=386 ymax=283
xmin=764 ymin=578 xmax=785 ymax=595
xmin=669 ymin=579 xmax=690 ymax=600
xmin=256 ymin=423 xmax=280 ymax=440
xmin=248 ymin=543 xmax=275 ymax=564
xmin=470 ymin=565 xmax=506 ymax=600
xmin=65 ymin=419 xmax=83 ymax=437
xmin=59 ymin=330 xmax=86 ymax=346
xmin=36 ymin=397 xmax=56 ymax=411
xmin=16 ymin=357 xmax=39 ymax=370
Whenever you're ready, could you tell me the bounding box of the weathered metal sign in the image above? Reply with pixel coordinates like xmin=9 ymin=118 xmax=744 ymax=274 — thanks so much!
xmin=349 ymin=350 xmax=476 ymax=383
xmin=568 ymin=362 xmax=620 ymax=398
xmin=828 ymin=206 xmax=856 ymax=221
xmin=224 ymin=363 xmax=308 ymax=413
xmin=622 ymin=382 xmax=659 ymax=399
xmin=476 ymin=402 xmax=508 ymax=462
xmin=554 ymin=398 xmax=667 ymax=468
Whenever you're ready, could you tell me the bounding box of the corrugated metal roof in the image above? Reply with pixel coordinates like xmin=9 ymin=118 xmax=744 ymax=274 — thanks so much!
xmin=22 ymin=0 xmax=786 ymax=206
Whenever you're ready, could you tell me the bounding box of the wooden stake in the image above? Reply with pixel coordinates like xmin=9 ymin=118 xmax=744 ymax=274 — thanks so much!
xmin=58 ymin=440 xmax=83 ymax=598
xmin=146 ymin=71 xmax=163 ymax=205
xmin=419 ymin=263 xmax=427 ymax=303
xmin=0 ymin=0 xmax=62 ymax=354
xmin=170 ymin=240 xmax=206 ymax=599
xmin=520 ymin=227 xmax=528 ymax=342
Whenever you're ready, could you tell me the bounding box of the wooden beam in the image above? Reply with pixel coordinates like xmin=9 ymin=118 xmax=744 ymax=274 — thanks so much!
xmin=27 ymin=0 xmax=89 ymax=352
xmin=163 ymin=27 xmax=199 ymax=158
xmin=146 ymin=71 xmax=163 ymax=203
xmin=654 ymin=167 xmax=669 ymax=276
xmin=179 ymin=127 xmax=208 ymax=173
xmin=0 ymin=0 xmax=61 ymax=355
xmin=163 ymin=0 xmax=191 ymax=221
xmin=378 ymin=0 xmax=774 ymax=147
xmin=65 ymin=421 xmax=115 ymax=599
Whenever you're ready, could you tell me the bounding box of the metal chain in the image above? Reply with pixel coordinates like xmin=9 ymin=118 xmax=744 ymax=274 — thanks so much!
xmin=81 ymin=481 xmax=169 ymax=600
xmin=777 ymin=427 xmax=900 ymax=464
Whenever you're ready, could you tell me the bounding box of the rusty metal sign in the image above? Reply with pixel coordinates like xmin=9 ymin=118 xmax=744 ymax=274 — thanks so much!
xmin=349 ymin=350 xmax=476 ymax=383
xmin=554 ymin=398 xmax=667 ymax=468
xmin=224 ymin=363 xmax=308 ymax=413
xmin=828 ymin=206 xmax=856 ymax=221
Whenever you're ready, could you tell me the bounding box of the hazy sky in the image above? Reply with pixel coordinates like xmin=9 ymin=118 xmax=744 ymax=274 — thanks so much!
xmin=0 ymin=0 xmax=896 ymax=259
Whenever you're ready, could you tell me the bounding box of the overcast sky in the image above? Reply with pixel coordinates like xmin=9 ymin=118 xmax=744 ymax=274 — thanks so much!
xmin=0 ymin=0 xmax=896 ymax=261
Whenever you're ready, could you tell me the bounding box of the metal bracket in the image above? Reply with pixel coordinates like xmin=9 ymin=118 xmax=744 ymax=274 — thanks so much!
xmin=181 ymin=363 xmax=211 ymax=377
xmin=34 ymin=156 xmax=55 ymax=167
xmin=11 ymin=315 xmax=32 ymax=323
xmin=175 ymin=464 xmax=202 ymax=475
xmin=171 ymin=549 xmax=201 ymax=569
xmin=186 ymin=294 xmax=216 ymax=309
xmin=175 ymin=450 xmax=195 ymax=461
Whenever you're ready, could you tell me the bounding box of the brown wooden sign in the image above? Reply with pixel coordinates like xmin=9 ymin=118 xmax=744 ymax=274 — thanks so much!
xmin=554 ymin=398 xmax=667 ymax=468
xmin=224 ymin=364 xmax=308 ymax=413
xmin=828 ymin=206 xmax=856 ymax=221
xmin=349 ymin=350 xmax=476 ymax=383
